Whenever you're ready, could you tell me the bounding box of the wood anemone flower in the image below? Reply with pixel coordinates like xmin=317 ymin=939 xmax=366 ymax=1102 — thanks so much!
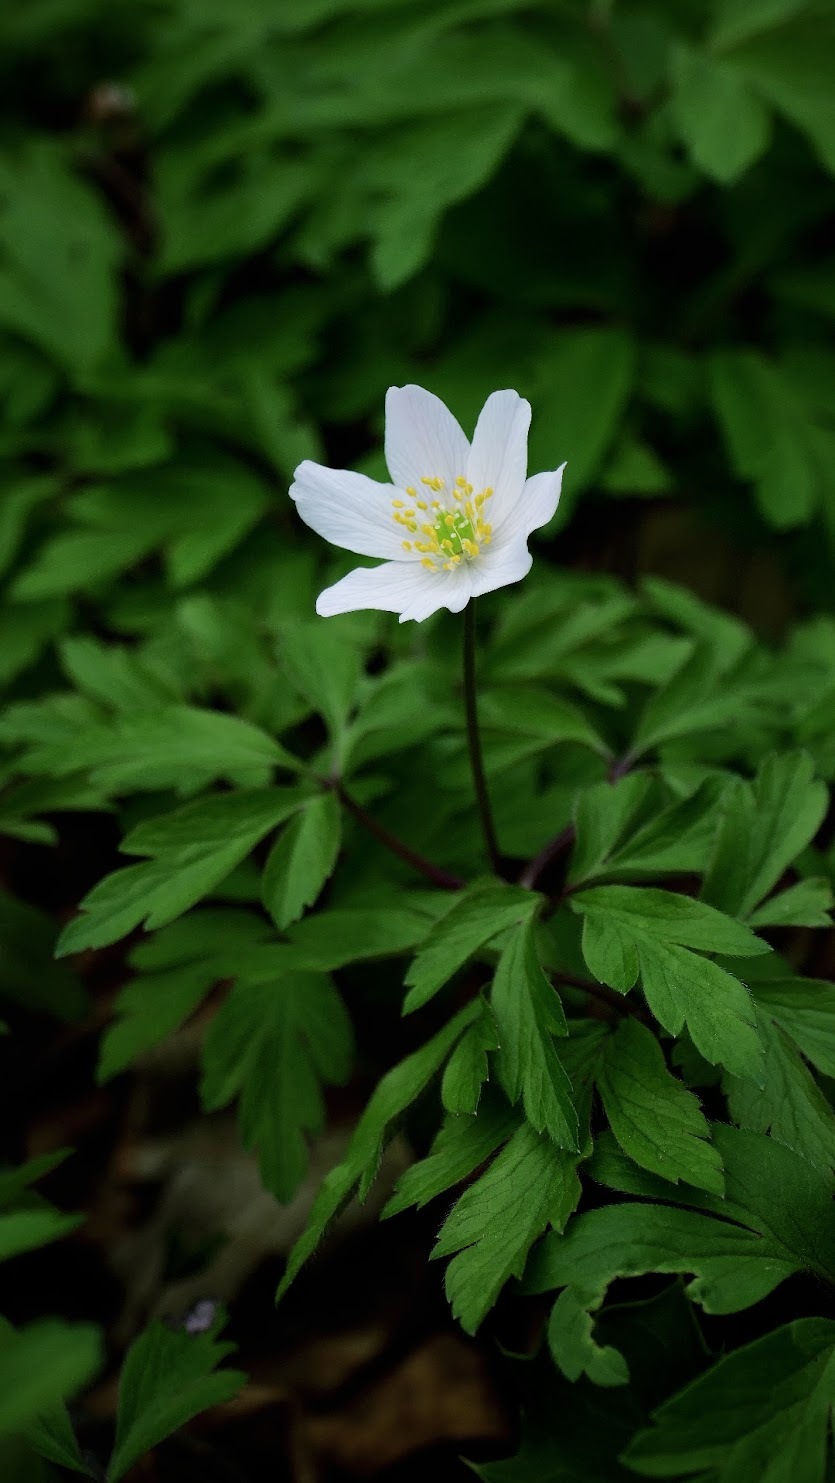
xmin=290 ymin=385 xmax=566 ymax=623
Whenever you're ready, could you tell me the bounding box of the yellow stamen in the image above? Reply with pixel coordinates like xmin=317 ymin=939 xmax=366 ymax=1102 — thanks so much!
xmin=405 ymin=486 xmax=417 ymax=497
xmin=462 ymin=539 xmax=480 ymax=557
xmin=392 ymin=498 xmax=405 ymax=508
xmin=416 ymin=500 xmax=428 ymax=510
xmin=402 ymin=540 xmax=412 ymax=551
xmin=421 ymin=557 xmax=435 ymax=569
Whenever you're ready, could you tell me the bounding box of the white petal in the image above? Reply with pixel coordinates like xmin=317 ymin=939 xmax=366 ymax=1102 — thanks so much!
xmin=505 ymin=465 xmax=566 ymax=540
xmin=291 ymin=461 xmax=409 ymax=561
xmin=466 ymin=390 xmax=531 ymax=531
xmin=385 ymin=385 xmax=470 ymax=493
xmin=316 ymin=561 xmax=433 ymax=616
xmin=398 ymin=561 xmax=472 ymax=623
xmin=468 ymin=540 xmax=532 ymax=599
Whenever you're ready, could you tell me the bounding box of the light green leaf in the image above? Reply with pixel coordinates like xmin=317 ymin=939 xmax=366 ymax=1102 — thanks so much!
xmin=575 ymin=885 xmax=769 ymax=957
xmin=631 ymin=646 xmax=759 ymax=758
xmin=0 ymin=1210 xmax=81 ymax=1263
xmin=748 ymin=877 xmax=833 ymax=928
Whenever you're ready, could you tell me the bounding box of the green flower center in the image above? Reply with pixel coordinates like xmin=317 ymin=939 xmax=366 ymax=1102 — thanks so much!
xmin=391 ymin=476 xmax=494 ymax=570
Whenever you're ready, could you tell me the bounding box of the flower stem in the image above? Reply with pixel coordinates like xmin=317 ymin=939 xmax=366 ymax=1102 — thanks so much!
xmin=334 ymin=782 xmax=463 ymax=891
xmin=462 ymin=599 xmax=501 ymax=874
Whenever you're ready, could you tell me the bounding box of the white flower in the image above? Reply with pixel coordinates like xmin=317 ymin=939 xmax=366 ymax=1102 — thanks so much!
xmin=290 ymin=385 xmax=565 ymax=623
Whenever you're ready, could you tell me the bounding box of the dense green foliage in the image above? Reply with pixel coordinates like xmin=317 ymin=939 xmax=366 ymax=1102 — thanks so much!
xmin=1 ymin=0 xmax=835 ymax=1477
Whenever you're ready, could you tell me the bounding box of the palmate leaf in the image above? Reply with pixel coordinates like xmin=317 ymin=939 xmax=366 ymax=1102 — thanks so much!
xmin=382 ymin=1093 xmax=518 ymax=1219
xmin=701 ymin=751 xmax=828 ymax=921
xmin=526 ymin=1126 xmax=835 ymax=1386
xmin=200 ymin=970 xmax=353 ymax=1201
xmin=490 ymin=916 xmax=578 ymax=1150
xmin=433 ymin=1122 xmax=582 ymax=1334
xmin=596 ymin=1020 xmax=725 ymax=1194
xmin=624 ymin=1319 xmax=835 ymax=1481
xmin=403 ymin=882 xmax=539 ymax=1012
xmin=573 ymin=885 xmax=769 ymax=1080
xmin=261 ymin=791 xmax=341 ymax=929
xmin=0 ymin=1319 xmax=101 ymax=1446
xmin=56 ymin=789 xmax=309 ymax=954
xmin=277 ymin=1002 xmax=481 ymax=1300
xmin=723 ymin=1009 xmax=835 ymax=1172
xmin=10 ymin=704 xmax=300 ymax=796
xmin=440 ymin=1000 xmax=498 ymax=1115
xmin=108 ymin=1315 xmax=245 ymax=1482
xmin=568 ymin=774 xmax=724 ymax=887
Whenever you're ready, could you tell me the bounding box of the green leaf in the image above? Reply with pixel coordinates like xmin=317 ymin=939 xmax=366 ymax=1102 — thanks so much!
xmin=201 ymin=971 xmax=353 ymax=1201
xmin=0 ymin=889 xmax=88 ymax=1020
xmin=57 ymin=790 xmax=306 ymax=954
xmin=528 ymin=329 xmax=635 ymax=507
xmin=569 ymin=775 xmax=723 ymax=887
xmin=369 ymin=107 xmax=521 ymax=289
xmin=728 ymin=14 xmax=835 ymax=175
xmin=670 ymin=44 xmax=771 ymax=182
xmin=261 ymin=792 xmax=341 ymax=929
xmin=750 ymin=975 xmax=835 ymax=1077
xmin=0 ymin=143 xmax=118 ymax=376
xmin=440 ymin=1001 xmax=498 ymax=1115
xmin=596 ymin=1020 xmax=725 ymax=1194
xmin=574 ymin=885 xmax=767 ymax=1080
xmin=403 ymin=882 xmax=538 ymax=1012
xmin=284 ymin=904 xmax=435 ymax=970
xmin=701 ymin=752 xmax=827 ymax=919
xmin=624 ymin=1319 xmax=835 ymax=1480
xmin=575 ymin=885 xmax=769 ymax=957
xmin=277 ymin=619 xmax=361 ymax=740
xmin=711 ymin=0 xmax=811 ymax=50
xmin=27 ymin=1395 xmax=91 ymax=1477
xmin=490 ymin=916 xmax=578 ymax=1150
xmin=747 ymin=877 xmax=833 ymax=928
xmin=277 ymin=1002 xmax=481 ymax=1300
xmin=97 ymin=962 xmax=222 ymax=1082
xmin=382 ymin=1095 xmax=518 ymax=1218
xmin=433 ymin=1123 xmax=582 ymax=1333
xmin=0 ymin=1320 xmax=101 ymax=1444
xmin=108 ymin=1316 xmax=245 ymax=1482
xmin=708 ymin=350 xmax=821 ymax=527
xmin=0 ymin=1209 xmax=81 ymax=1263
xmin=17 ymin=705 xmax=300 ymax=795
xmin=527 ymin=1125 xmax=835 ymax=1319
xmin=547 ymin=1287 xmax=630 ymax=1388
xmin=630 ymin=647 xmax=758 ymax=759
xmin=724 ymin=1009 xmax=835 ymax=1171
